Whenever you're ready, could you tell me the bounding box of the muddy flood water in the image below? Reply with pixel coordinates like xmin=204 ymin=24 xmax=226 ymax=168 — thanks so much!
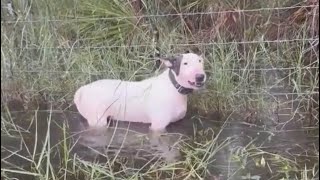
xmin=1 ymin=99 xmax=319 ymax=180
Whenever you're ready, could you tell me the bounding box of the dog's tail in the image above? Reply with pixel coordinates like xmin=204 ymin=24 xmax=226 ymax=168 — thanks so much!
xmin=73 ymin=88 xmax=90 ymax=127
xmin=73 ymin=88 xmax=82 ymax=106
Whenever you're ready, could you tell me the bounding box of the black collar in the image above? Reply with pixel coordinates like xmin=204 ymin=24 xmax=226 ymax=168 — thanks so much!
xmin=168 ymin=69 xmax=193 ymax=95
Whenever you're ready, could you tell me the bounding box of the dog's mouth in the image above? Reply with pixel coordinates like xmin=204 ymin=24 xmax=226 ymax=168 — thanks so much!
xmin=188 ymin=81 xmax=205 ymax=88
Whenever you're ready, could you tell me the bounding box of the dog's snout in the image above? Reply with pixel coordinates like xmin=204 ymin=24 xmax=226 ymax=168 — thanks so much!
xmin=195 ymin=74 xmax=205 ymax=82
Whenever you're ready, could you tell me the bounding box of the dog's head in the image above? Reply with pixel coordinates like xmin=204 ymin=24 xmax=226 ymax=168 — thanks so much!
xmin=161 ymin=53 xmax=206 ymax=90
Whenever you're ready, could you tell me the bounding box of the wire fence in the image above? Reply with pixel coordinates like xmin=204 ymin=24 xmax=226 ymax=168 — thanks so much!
xmin=1 ymin=4 xmax=318 ymax=23
xmin=1 ymin=2 xmax=319 ymax=110
xmin=1 ymin=3 xmax=319 ymax=180
xmin=2 ymin=38 xmax=318 ymax=50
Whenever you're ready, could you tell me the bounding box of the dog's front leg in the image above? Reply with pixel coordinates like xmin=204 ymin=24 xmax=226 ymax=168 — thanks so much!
xmin=148 ymin=119 xmax=181 ymax=162
xmin=148 ymin=118 xmax=170 ymax=146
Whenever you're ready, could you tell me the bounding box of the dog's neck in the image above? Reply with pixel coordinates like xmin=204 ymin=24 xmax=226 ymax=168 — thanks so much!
xmin=168 ymin=69 xmax=193 ymax=95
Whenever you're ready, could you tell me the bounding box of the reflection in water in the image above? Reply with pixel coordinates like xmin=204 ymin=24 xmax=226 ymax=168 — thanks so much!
xmin=74 ymin=122 xmax=184 ymax=163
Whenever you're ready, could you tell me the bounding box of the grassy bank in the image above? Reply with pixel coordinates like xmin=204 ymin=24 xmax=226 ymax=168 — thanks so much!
xmin=1 ymin=0 xmax=319 ymax=179
xmin=1 ymin=0 xmax=318 ymax=113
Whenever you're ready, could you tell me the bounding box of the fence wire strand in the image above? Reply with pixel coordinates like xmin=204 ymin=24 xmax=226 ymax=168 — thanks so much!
xmin=2 ymin=38 xmax=319 ymax=50
xmin=2 ymin=66 xmax=318 ymax=74
xmin=1 ymin=3 xmax=319 ymax=108
xmin=1 ymin=5 xmax=318 ymax=24
xmin=0 ymin=3 xmax=319 ymax=179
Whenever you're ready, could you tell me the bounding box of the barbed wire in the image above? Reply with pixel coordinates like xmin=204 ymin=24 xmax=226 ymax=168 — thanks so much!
xmin=2 ymin=38 xmax=319 ymax=50
xmin=0 ymin=109 xmax=318 ymax=121
xmin=1 ymin=88 xmax=318 ymax=96
xmin=1 ymin=66 xmax=318 ymax=74
xmin=1 ymin=5 xmax=318 ymax=24
xmin=1 ymin=4 xmax=319 ymax=113
xmin=1 ymin=90 xmax=318 ymax=112
xmin=1 ymin=2 xmax=319 ymax=169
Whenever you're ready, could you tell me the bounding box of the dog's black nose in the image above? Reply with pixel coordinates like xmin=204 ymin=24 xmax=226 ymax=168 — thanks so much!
xmin=195 ymin=74 xmax=205 ymax=82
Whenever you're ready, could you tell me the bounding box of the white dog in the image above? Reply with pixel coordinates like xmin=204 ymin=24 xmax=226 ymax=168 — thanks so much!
xmin=74 ymin=53 xmax=206 ymax=134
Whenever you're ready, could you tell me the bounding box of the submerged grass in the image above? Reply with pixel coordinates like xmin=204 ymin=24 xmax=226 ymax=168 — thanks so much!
xmin=1 ymin=0 xmax=319 ymax=179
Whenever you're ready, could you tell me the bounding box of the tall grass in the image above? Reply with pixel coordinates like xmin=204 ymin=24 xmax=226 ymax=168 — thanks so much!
xmin=1 ymin=0 xmax=319 ymax=179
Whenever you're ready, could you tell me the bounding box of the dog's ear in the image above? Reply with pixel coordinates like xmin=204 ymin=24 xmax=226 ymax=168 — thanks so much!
xmin=160 ymin=55 xmax=183 ymax=75
xmin=159 ymin=57 xmax=175 ymax=68
xmin=161 ymin=55 xmax=182 ymax=66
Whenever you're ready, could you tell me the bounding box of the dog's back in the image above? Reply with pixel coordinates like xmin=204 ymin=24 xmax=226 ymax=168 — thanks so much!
xmin=74 ymin=79 xmax=154 ymax=126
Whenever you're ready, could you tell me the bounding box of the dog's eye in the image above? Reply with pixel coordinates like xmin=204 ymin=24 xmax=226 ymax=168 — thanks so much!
xmin=199 ymin=60 xmax=202 ymax=63
xmin=184 ymin=62 xmax=188 ymax=65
